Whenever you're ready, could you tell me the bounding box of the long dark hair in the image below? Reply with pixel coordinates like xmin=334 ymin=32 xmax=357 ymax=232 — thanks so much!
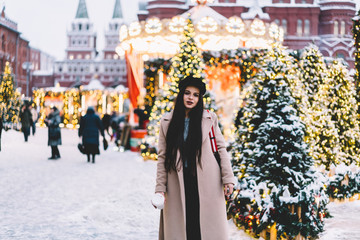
xmin=165 ymin=87 xmax=204 ymax=173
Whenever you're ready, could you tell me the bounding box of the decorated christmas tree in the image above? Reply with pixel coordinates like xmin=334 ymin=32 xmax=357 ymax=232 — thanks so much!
xmin=298 ymin=46 xmax=340 ymax=169
xmin=228 ymin=46 xmax=328 ymax=239
xmin=141 ymin=17 xmax=217 ymax=160
xmin=0 ymin=62 xmax=21 ymax=151
xmin=298 ymin=45 xmax=327 ymax=105
xmin=352 ymin=10 xmax=360 ymax=115
xmin=325 ymin=60 xmax=360 ymax=166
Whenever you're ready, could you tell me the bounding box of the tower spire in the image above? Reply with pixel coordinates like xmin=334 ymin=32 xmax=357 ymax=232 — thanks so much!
xmin=75 ymin=0 xmax=89 ymax=19
xmin=112 ymin=0 xmax=123 ymax=19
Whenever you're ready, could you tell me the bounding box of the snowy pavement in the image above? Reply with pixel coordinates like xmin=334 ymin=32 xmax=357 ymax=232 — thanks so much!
xmin=0 ymin=128 xmax=359 ymax=240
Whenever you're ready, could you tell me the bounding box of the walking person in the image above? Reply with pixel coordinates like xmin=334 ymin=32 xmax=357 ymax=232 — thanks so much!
xmin=153 ymin=75 xmax=236 ymax=240
xmin=29 ymin=104 xmax=38 ymax=135
xmin=101 ymin=112 xmax=112 ymax=138
xmin=79 ymin=107 xmax=105 ymax=164
xmin=44 ymin=106 xmax=61 ymax=159
xmin=20 ymin=104 xmax=32 ymax=142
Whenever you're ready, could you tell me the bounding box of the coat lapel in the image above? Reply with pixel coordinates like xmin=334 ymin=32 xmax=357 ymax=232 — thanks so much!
xmin=161 ymin=111 xmax=172 ymax=136
xmin=202 ymin=110 xmax=214 ymax=143
xmin=162 ymin=111 xmax=187 ymax=221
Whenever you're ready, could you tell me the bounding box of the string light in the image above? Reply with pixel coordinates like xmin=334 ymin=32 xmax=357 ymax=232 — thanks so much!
xmin=0 ymin=62 xmax=21 ymax=127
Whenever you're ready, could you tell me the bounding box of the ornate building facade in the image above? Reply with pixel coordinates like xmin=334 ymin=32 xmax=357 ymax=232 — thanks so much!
xmin=137 ymin=0 xmax=356 ymax=67
xmin=53 ymin=0 xmax=127 ymax=88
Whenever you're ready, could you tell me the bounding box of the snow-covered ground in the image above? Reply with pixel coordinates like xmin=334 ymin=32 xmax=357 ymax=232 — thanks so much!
xmin=0 ymin=128 xmax=359 ymax=240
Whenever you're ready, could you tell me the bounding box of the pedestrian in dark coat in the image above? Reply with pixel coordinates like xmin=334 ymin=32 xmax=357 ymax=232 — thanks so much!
xmin=44 ymin=106 xmax=62 ymax=159
xmin=20 ymin=104 xmax=32 ymax=142
xmin=79 ymin=107 xmax=105 ymax=163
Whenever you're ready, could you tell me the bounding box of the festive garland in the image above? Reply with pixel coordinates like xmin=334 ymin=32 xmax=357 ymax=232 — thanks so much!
xmin=326 ymin=165 xmax=360 ymax=200
xmin=143 ymin=58 xmax=172 ymax=119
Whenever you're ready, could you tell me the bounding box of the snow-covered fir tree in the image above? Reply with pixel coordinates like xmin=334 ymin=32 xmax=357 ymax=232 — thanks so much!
xmin=299 ymin=46 xmax=340 ymax=169
xmin=141 ymin=18 xmax=218 ymax=160
xmin=228 ymin=46 xmax=328 ymax=239
xmin=298 ymin=45 xmax=327 ymax=105
xmin=326 ymin=60 xmax=360 ymax=166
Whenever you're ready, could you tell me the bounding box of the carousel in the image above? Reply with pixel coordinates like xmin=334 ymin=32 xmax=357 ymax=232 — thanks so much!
xmin=116 ymin=0 xmax=283 ymax=58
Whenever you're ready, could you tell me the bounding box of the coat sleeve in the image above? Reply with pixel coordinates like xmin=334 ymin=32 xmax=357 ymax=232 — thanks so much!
xmin=96 ymin=116 xmax=105 ymax=137
xmin=78 ymin=116 xmax=84 ymax=137
xmin=212 ymin=112 xmax=236 ymax=185
xmin=155 ymin=118 xmax=168 ymax=193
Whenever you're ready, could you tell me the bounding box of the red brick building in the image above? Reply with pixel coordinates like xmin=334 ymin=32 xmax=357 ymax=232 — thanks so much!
xmin=0 ymin=7 xmax=55 ymax=96
xmin=30 ymin=47 xmax=55 ymax=90
xmin=0 ymin=7 xmax=30 ymax=95
xmin=137 ymin=0 xmax=356 ymax=67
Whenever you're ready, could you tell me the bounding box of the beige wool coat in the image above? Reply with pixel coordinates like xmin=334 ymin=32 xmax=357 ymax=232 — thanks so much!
xmin=155 ymin=110 xmax=236 ymax=240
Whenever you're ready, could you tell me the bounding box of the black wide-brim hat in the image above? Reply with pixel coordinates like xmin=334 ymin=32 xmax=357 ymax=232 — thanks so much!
xmin=178 ymin=75 xmax=206 ymax=95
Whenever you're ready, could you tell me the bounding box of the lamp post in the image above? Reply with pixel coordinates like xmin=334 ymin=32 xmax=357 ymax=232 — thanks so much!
xmin=22 ymin=62 xmax=33 ymax=97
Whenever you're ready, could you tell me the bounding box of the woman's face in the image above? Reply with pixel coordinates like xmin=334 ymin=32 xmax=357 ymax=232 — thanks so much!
xmin=183 ymin=86 xmax=200 ymax=110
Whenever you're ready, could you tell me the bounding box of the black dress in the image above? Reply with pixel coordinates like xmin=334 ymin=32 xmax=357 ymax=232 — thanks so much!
xmin=183 ymin=160 xmax=201 ymax=240
xmin=183 ymin=118 xmax=201 ymax=239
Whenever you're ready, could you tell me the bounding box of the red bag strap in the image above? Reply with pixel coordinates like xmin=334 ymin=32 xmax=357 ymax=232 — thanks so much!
xmin=207 ymin=110 xmax=218 ymax=153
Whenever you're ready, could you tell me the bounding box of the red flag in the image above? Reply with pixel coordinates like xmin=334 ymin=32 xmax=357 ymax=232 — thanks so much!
xmin=125 ymin=46 xmax=141 ymax=108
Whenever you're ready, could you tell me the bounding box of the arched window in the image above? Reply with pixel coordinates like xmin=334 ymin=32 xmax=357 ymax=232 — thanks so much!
xmin=336 ymin=53 xmax=345 ymax=60
xmin=304 ymin=19 xmax=310 ymax=36
xmin=334 ymin=21 xmax=339 ymax=35
xmin=274 ymin=19 xmax=280 ymax=25
xmin=282 ymin=19 xmax=287 ymax=34
xmin=297 ymin=19 xmax=302 ymax=36
xmin=78 ymin=23 xmax=82 ymax=31
xmin=340 ymin=21 xmax=346 ymax=36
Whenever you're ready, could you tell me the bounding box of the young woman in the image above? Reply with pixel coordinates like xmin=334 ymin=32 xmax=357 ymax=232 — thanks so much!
xmin=154 ymin=75 xmax=236 ymax=240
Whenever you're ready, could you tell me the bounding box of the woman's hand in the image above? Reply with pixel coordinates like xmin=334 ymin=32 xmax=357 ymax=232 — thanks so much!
xmin=224 ymin=184 xmax=234 ymax=197
xmin=152 ymin=192 xmax=165 ymax=209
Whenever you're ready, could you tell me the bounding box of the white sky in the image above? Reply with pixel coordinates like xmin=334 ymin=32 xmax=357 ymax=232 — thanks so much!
xmin=4 ymin=0 xmax=140 ymax=60
xmin=3 ymin=0 xmax=360 ymax=61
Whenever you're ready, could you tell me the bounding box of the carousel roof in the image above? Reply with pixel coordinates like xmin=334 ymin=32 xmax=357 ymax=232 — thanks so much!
xmin=117 ymin=1 xmax=283 ymax=58
xmin=82 ymin=79 xmax=105 ymax=91
xmin=180 ymin=5 xmax=228 ymax=24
